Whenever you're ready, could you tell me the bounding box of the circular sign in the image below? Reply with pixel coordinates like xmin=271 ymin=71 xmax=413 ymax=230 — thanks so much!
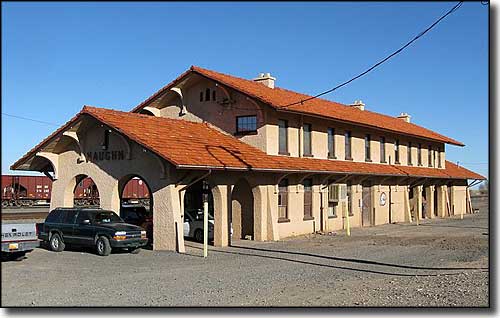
xmin=380 ymin=192 xmax=387 ymax=206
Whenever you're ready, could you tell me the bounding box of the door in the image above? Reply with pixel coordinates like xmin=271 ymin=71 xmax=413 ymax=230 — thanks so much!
xmin=60 ymin=210 xmax=78 ymax=244
xmin=362 ymin=184 xmax=372 ymax=227
xmin=73 ymin=210 xmax=95 ymax=246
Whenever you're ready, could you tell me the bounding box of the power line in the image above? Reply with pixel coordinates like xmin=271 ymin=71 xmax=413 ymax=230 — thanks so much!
xmin=2 ymin=113 xmax=61 ymax=127
xmin=281 ymin=1 xmax=464 ymax=109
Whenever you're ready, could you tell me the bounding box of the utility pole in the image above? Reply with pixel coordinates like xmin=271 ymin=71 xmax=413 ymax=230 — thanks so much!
xmin=202 ymin=180 xmax=209 ymax=258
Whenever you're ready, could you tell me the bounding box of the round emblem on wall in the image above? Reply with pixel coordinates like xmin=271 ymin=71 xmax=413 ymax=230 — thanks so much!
xmin=380 ymin=192 xmax=387 ymax=206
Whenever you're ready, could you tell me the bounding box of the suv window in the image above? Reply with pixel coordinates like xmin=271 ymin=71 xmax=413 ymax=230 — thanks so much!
xmin=94 ymin=211 xmax=123 ymax=224
xmin=46 ymin=209 xmax=63 ymax=223
xmin=75 ymin=210 xmax=91 ymax=224
xmin=123 ymin=210 xmax=139 ymax=222
xmin=62 ymin=210 xmax=78 ymax=224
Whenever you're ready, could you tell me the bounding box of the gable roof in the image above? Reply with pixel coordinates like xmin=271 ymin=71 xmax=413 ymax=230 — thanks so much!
xmin=132 ymin=66 xmax=464 ymax=146
xmin=11 ymin=106 xmax=483 ymax=181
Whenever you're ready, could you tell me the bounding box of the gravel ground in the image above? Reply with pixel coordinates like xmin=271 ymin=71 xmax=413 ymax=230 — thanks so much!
xmin=1 ymin=197 xmax=489 ymax=307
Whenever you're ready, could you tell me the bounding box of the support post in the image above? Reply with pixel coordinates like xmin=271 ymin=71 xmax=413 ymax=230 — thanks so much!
xmin=202 ymin=180 xmax=209 ymax=258
xmin=344 ymin=201 xmax=350 ymax=236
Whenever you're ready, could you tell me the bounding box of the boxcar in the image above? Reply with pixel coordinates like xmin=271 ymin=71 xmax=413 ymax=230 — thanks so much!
xmin=2 ymin=175 xmax=150 ymax=208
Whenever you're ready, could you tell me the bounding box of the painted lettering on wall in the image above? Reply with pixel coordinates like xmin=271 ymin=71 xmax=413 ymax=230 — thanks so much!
xmin=86 ymin=150 xmax=125 ymax=161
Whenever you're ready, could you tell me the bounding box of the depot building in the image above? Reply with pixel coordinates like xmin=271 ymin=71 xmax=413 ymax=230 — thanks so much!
xmin=11 ymin=66 xmax=485 ymax=252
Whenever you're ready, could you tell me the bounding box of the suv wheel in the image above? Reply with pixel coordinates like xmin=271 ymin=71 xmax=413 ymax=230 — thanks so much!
xmin=96 ymin=236 xmax=111 ymax=256
xmin=194 ymin=229 xmax=203 ymax=243
xmin=49 ymin=233 xmax=65 ymax=252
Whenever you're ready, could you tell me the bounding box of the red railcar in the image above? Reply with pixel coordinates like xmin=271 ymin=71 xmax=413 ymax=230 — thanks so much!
xmin=2 ymin=175 xmax=150 ymax=207
xmin=1 ymin=175 xmax=52 ymax=207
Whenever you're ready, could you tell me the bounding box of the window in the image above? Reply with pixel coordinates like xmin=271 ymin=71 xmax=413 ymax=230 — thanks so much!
xmin=278 ymin=179 xmax=289 ymax=221
xmin=438 ymin=148 xmax=442 ymax=168
xmin=205 ymin=88 xmax=211 ymax=101
xmin=303 ymin=123 xmax=312 ymax=156
xmin=46 ymin=209 xmax=63 ymax=223
xmin=76 ymin=210 xmax=91 ymax=224
xmin=101 ymin=130 xmax=110 ymax=150
xmin=394 ymin=139 xmax=400 ymax=164
xmin=428 ymin=145 xmax=433 ymax=167
xmin=278 ymin=119 xmax=289 ymax=155
xmin=303 ymin=179 xmax=313 ymax=220
xmin=199 ymin=92 xmax=203 ymax=102
xmin=327 ymin=201 xmax=338 ymax=218
xmin=408 ymin=142 xmax=413 ymax=165
xmin=345 ymin=131 xmax=352 ymax=160
xmin=365 ymin=134 xmax=371 ymax=161
xmin=236 ymin=115 xmax=257 ymax=133
xmin=380 ymin=137 xmax=386 ymax=163
xmin=418 ymin=143 xmax=422 ymax=166
xmin=62 ymin=210 xmax=78 ymax=224
xmin=212 ymin=90 xmax=216 ymax=101
xmin=327 ymin=128 xmax=336 ymax=158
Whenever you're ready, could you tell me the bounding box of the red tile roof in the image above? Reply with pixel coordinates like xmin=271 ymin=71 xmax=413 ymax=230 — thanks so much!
xmin=132 ymin=66 xmax=464 ymax=146
xmin=11 ymin=107 xmax=484 ymax=181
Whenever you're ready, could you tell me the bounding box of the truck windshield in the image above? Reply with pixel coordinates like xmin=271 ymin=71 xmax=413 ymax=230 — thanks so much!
xmin=94 ymin=212 xmax=123 ymax=224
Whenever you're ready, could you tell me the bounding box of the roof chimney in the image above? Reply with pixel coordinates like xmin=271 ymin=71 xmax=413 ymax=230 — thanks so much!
xmin=397 ymin=112 xmax=411 ymax=123
xmin=253 ymin=72 xmax=276 ymax=89
xmin=350 ymin=100 xmax=365 ymax=111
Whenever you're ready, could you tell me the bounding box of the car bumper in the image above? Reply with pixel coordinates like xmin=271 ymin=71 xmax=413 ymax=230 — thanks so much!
xmin=1 ymin=240 xmax=39 ymax=253
xmin=110 ymin=238 xmax=148 ymax=248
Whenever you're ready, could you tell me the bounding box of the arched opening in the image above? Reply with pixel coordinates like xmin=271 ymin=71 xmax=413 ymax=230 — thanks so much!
xmin=183 ymin=180 xmax=214 ymax=243
xmin=231 ymin=179 xmax=254 ymax=240
xmin=119 ymin=175 xmax=153 ymax=244
xmin=73 ymin=175 xmax=100 ymax=207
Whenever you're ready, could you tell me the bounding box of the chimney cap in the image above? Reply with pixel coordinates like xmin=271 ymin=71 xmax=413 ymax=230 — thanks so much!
xmin=349 ymin=100 xmax=365 ymax=110
xmin=397 ymin=112 xmax=411 ymax=123
xmin=253 ymin=72 xmax=276 ymax=88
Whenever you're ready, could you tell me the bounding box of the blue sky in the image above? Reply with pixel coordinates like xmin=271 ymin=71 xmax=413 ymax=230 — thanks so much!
xmin=2 ymin=2 xmax=488 ymax=180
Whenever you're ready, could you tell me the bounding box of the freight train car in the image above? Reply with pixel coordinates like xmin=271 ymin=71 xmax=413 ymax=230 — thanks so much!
xmin=2 ymin=175 xmax=150 ymax=208
xmin=121 ymin=177 xmax=151 ymax=206
xmin=1 ymin=175 xmax=52 ymax=207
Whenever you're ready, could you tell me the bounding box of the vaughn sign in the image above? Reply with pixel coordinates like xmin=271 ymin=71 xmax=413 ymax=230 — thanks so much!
xmin=86 ymin=150 xmax=125 ymax=162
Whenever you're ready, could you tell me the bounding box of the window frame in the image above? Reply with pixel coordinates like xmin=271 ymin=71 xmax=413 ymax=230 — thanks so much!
xmin=394 ymin=139 xmax=400 ymax=164
xmin=365 ymin=134 xmax=371 ymax=162
xmin=345 ymin=131 xmax=352 ymax=160
xmin=418 ymin=143 xmax=422 ymax=166
xmin=205 ymin=88 xmax=211 ymax=101
xmin=278 ymin=119 xmax=289 ymax=155
xmin=438 ymin=148 xmax=442 ymax=168
xmin=303 ymin=178 xmax=314 ymax=221
xmin=327 ymin=128 xmax=336 ymax=159
xmin=408 ymin=142 xmax=413 ymax=166
xmin=278 ymin=179 xmax=289 ymax=222
xmin=303 ymin=123 xmax=312 ymax=157
xmin=428 ymin=145 xmax=433 ymax=167
xmin=235 ymin=115 xmax=258 ymax=135
xmin=380 ymin=136 xmax=386 ymax=163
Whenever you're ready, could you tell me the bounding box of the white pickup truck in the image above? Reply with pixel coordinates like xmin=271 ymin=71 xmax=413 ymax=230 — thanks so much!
xmin=1 ymin=223 xmax=39 ymax=261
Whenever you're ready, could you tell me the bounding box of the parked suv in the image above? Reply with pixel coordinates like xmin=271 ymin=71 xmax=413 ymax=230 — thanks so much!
xmin=39 ymin=208 xmax=148 ymax=256
xmin=120 ymin=204 xmax=152 ymax=243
